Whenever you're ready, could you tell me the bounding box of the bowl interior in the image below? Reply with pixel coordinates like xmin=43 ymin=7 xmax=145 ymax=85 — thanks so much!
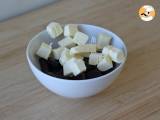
xmin=27 ymin=24 xmax=127 ymax=73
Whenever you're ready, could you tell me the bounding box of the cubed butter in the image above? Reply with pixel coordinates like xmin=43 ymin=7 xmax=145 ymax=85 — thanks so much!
xmin=64 ymin=24 xmax=78 ymax=37
xmin=53 ymin=47 xmax=65 ymax=60
xmin=70 ymin=44 xmax=96 ymax=55
xmin=63 ymin=58 xmax=86 ymax=76
xmin=36 ymin=42 xmax=52 ymax=60
xmin=73 ymin=32 xmax=88 ymax=45
xmin=97 ymin=33 xmax=112 ymax=49
xmin=63 ymin=61 xmax=73 ymax=76
xmin=102 ymin=46 xmax=125 ymax=63
xmin=46 ymin=22 xmax=63 ymax=39
xmin=102 ymin=45 xmax=112 ymax=56
xmin=89 ymin=53 xmax=103 ymax=65
xmin=97 ymin=55 xmax=113 ymax=71
xmin=59 ymin=48 xmax=72 ymax=65
xmin=58 ymin=37 xmax=76 ymax=48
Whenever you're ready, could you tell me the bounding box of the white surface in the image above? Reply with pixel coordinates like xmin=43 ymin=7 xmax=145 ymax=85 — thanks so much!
xmin=0 ymin=0 xmax=57 ymax=21
xmin=26 ymin=24 xmax=127 ymax=98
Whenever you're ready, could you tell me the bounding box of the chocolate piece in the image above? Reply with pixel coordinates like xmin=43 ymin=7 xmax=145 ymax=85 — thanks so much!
xmin=54 ymin=69 xmax=64 ymax=78
xmin=47 ymin=69 xmax=64 ymax=79
xmin=84 ymin=58 xmax=95 ymax=71
xmin=64 ymin=73 xmax=86 ymax=80
xmin=39 ymin=58 xmax=63 ymax=78
xmin=84 ymin=57 xmax=89 ymax=63
xmin=86 ymin=64 xmax=95 ymax=71
xmin=97 ymin=49 xmax=102 ymax=53
xmin=85 ymin=68 xmax=103 ymax=79
xmin=47 ymin=58 xmax=62 ymax=72
xmin=39 ymin=57 xmax=118 ymax=80
xmin=69 ymin=73 xmax=85 ymax=80
xmin=39 ymin=58 xmax=50 ymax=73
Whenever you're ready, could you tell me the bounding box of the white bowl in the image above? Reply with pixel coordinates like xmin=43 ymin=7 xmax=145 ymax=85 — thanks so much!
xmin=26 ymin=24 xmax=127 ymax=98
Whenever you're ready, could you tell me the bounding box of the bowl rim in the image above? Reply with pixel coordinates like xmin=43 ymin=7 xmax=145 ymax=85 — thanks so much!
xmin=26 ymin=24 xmax=128 ymax=82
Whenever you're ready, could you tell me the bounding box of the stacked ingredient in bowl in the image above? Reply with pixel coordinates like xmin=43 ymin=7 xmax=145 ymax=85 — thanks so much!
xmin=36 ymin=22 xmax=125 ymax=80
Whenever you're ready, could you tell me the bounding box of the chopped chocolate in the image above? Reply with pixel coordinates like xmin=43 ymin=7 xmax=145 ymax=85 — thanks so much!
xmin=84 ymin=57 xmax=89 ymax=63
xmin=39 ymin=58 xmax=50 ymax=73
xmin=84 ymin=58 xmax=95 ymax=71
xmin=85 ymin=68 xmax=103 ymax=79
xmin=47 ymin=58 xmax=62 ymax=72
xmin=97 ymin=49 xmax=102 ymax=53
xmin=64 ymin=73 xmax=86 ymax=80
xmin=39 ymin=58 xmax=118 ymax=80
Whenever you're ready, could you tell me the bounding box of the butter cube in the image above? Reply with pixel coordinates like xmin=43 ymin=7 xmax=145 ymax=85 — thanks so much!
xmin=46 ymin=22 xmax=63 ymax=39
xmin=71 ymin=59 xmax=86 ymax=76
xmin=89 ymin=53 xmax=103 ymax=65
xmin=63 ymin=61 xmax=73 ymax=76
xmin=97 ymin=33 xmax=112 ymax=49
xmin=109 ymin=46 xmax=125 ymax=63
xmin=36 ymin=42 xmax=52 ymax=60
xmin=59 ymin=48 xmax=72 ymax=65
xmin=102 ymin=45 xmax=125 ymax=63
xmin=64 ymin=58 xmax=86 ymax=76
xmin=97 ymin=55 xmax=113 ymax=71
xmin=73 ymin=32 xmax=88 ymax=45
xmin=64 ymin=24 xmax=78 ymax=37
xmin=58 ymin=37 xmax=76 ymax=48
xmin=102 ymin=45 xmax=112 ymax=56
xmin=53 ymin=47 xmax=65 ymax=60
xmin=70 ymin=44 xmax=97 ymax=55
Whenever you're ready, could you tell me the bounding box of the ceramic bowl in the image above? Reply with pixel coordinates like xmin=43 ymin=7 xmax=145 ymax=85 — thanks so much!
xmin=26 ymin=24 xmax=127 ymax=98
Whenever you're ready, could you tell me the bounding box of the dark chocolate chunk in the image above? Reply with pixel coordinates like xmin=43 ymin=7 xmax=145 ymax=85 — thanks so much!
xmin=63 ymin=73 xmax=86 ymax=80
xmin=39 ymin=57 xmax=118 ymax=80
xmin=85 ymin=68 xmax=103 ymax=79
xmin=39 ymin=58 xmax=50 ymax=73
xmin=47 ymin=58 xmax=62 ymax=72
xmin=71 ymin=73 xmax=86 ymax=80
xmin=54 ymin=69 xmax=64 ymax=78
xmin=84 ymin=58 xmax=95 ymax=71
xmin=97 ymin=49 xmax=102 ymax=53
xmin=39 ymin=58 xmax=63 ymax=78
xmin=84 ymin=58 xmax=89 ymax=64
xmin=86 ymin=64 xmax=95 ymax=71
xmin=47 ymin=69 xmax=64 ymax=79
